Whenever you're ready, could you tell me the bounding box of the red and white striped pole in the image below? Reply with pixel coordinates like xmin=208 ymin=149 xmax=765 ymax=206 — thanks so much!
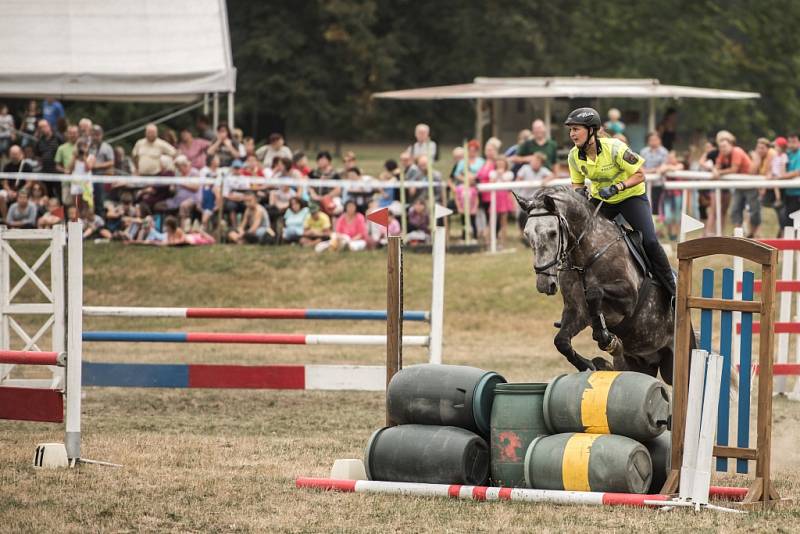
xmin=0 ymin=350 xmax=64 ymax=366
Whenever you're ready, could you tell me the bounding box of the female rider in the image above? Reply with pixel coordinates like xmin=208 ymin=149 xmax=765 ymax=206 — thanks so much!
xmin=564 ymin=107 xmax=676 ymax=298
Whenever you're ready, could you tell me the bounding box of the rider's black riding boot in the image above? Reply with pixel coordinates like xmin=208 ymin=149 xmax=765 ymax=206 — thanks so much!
xmin=647 ymin=241 xmax=677 ymax=301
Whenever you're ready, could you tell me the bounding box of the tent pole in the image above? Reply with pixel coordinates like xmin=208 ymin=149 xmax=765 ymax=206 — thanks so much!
xmin=213 ymin=93 xmax=220 ymax=130
xmin=491 ymin=99 xmax=499 ymax=139
xmin=203 ymin=94 xmax=210 ymax=115
xmin=544 ymin=98 xmax=552 ymax=139
xmin=105 ymin=100 xmax=205 ymax=145
xmin=648 ymin=97 xmax=656 ymax=133
xmin=228 ymin=92 xmax=235 ymax=131
xmin=474 ymin=99 xmax=483 ymax=146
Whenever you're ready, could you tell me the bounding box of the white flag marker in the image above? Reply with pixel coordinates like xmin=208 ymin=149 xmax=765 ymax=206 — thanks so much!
xmin=434 ymin=204 xmax=453 ymax=220
xmin=680 ymin=213 xmax=705 ymax=239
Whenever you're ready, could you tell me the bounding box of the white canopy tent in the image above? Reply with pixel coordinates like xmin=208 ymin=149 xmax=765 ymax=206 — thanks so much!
xmin=374 ymin=77 xmax=760 ymax=144
xmin=0 ymin=0 xmax=236 ymax=127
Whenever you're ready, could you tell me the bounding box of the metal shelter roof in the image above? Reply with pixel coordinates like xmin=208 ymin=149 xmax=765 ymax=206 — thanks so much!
xmin=373 ymin=77 xmax=760 ymax=101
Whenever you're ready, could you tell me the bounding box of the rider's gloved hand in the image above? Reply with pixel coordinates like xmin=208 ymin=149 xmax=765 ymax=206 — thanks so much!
xmin=575 ymin=186 xmax=590 ymax=198
xmin=598 ymin=183 xmax=623 ymax=200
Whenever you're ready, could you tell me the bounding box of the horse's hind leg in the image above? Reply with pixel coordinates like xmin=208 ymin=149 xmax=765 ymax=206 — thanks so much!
xmin=553 ymin=311 xmax=597 ymax=372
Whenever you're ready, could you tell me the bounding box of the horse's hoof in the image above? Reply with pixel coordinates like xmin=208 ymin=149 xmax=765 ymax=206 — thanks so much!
xmin=591 ymin=356 xmax=613 ymax=371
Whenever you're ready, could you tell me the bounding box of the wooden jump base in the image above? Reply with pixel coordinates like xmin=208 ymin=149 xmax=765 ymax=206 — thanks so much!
xmin=665 ymin=236 xmax=780 ymax=507
xmin=82 ymin=362 xmax=384 ymax=390
xmin=0 ymin=387 xmax=64 ymax=423
xmin=83 ymin=306 xmax=429 ymax=322
xmin=82 ymin=331 xmax=429 ymax=346
xmin=296 ymin=478 xmax=747 ymax=508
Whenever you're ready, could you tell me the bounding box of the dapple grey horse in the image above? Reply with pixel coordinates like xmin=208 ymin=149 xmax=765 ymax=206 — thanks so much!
xmin=515 ymin=185 xmax=675 ymax=384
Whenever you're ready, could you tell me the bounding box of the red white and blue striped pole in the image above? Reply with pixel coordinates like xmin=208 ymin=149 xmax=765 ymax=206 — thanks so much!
xmin=82 ymin=331 xmax=429 ymax=346
xmin=83 ymin=306 xmax=430 ymax=322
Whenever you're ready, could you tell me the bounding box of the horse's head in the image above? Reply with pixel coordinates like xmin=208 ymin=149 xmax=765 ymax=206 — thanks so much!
xmin=514 ymin=186 xmax=584 ymax=295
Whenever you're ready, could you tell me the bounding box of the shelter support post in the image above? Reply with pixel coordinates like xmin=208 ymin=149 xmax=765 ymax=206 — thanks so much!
xmin=213 ymin=93 xmax=220 ymax=131
xmin=491 ymin=99 xmax=500 ymax=139
xmin=203 ymin=94 xmax=209 ymax=115
xmin=648 ymin=97 xmax=656 ymax=133
xmin=228 ymin=92 xmax=235 ymax=130
xmin=474 ymin=99 xmax=483 ymax=147
xmin=544 ymin=98 xmax=552 ymax=138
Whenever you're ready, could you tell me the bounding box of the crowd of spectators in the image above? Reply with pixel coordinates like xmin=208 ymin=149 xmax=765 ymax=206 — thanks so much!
xmin=0 ymin=99 xmax=794 ymax=248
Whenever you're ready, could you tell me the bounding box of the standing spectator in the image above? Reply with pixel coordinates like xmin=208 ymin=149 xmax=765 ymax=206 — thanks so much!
xmin=89 ymin=125 xmax=114 ymax=213
xmin=77 ymin=118 xmax=93 ymax=143
xmin=0 ymin=145 xmax=34 ymax=219
xmin=515 ymin=152 xmax=553 ymax=231
xmin=34 ymin=119 xmax=62 ymax=198
xmin=178 ymin=128 xmax=211 ymax=169
xmin=5 ymin=189 xmax=37 ymax=228
xmin=55 ymin=126 xmax=79 ymax=174
xmin=657 ymin=151 xmax=686 ymax=241
xmin=196 ymin=115 xmax=215 ymax=142
xmin=640 ymin=131 xmax=669 ymax=215
xmin=20 ymin=101 xmax=39 ymax=148
xmin=765 ymin=137 xmax=788 ymax=216
xmin=604 ymin=108 xmax=626 ymax=136
xmin=776 ymin=134 xmax=800 ymax=229
xmin=132 ymin=123 xmax=177 ymax=176
xmin=0 ymin=104 xmax=16 ymax=157
xmin=258 ymin=133 xmax=292 ymax=168
xmin=207 ymin=124 xmax=239 ymax=167
xmin=283 ymin=197 xmax=309 ymax=243
xmin=67 ymin=140 xmax=94 ymax=210
xmin=301 ymin=203 xmax=332 ymax=247
xmin=41 ymin=97 xmax=65 ymax=129
xmin=657 ymin=108 xmax=678 ymax=150
xmin=504 ymin=129 xmax=532 ymax=172
xmin=488 ymin=156 xmax=515 ymax=245
xmin=713 ymin=131 xmax=755 ymax=237
xmin=113 ymin=146 xmax=136 ymax=175
xmin=753 ymin=137 xmax=775 ymax=210
xmin=475 ymin=141 xmax=499 ymax=239
xmin=342 ymin=151 xmax=358 ymax=172
xmin=511 ymin=119 xmax=557 ymax=173
xmin=408 ymin=123 xmax=438 ymax=160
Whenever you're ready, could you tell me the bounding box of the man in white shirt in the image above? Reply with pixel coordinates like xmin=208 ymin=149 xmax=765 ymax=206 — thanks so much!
xmin=257 ymin=133 xmax=292 ymax=168
xmin=408 ymin=123 xmax=438 ymax=161
xmin=132 ymin=124 xmax=177 ymax=176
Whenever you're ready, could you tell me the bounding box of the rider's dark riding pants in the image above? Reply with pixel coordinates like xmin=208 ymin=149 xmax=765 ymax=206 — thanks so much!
xmin=592 ymin=195 xmax=676 ymax=296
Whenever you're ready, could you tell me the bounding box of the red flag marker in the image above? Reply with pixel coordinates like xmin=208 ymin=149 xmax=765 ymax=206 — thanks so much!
xmin=367 ymin=207 xmax=389 ymax=229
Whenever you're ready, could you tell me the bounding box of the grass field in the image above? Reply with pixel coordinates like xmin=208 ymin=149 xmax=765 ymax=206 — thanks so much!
xmin=2 ymin=145 xmax=800 ymax=531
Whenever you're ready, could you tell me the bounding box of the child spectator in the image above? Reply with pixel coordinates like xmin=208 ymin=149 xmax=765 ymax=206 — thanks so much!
xmin=300 ymin=203 xmax=332 ymax=247
xmin=344 ymin=167 xmax=372 ymax=214
xmin=377 ymin=159 xmax=400 ymax=207
xmin=292 ymin=152 xmax=311 ymax=176
xmin=6 ymin=189 xmax=37 ymax=228
xmin=162 ymin=215 xmax=215 ymax=246
xmin=658 ymin=151 xmax=686 ymax=241
xmin=227 ymin=191 xmax=274 ymax=245
xmin=104 ymin=192 xmax=136 ymax=238
xmin=29 ymin=182 xmax=49 ymax=216
xmin=489 ymin=156 xmax=515 ymax=244
xmin=371 ymin=204 xmax=402 ymax=247
xmin=67 ymin=140 xmax=94 ymax=210
xmin=604 ymin=108 xmax=626 ymax=135
xmin=283 ymin=197 xmax=309 ymax=243
xmin=407 ymin=198 xmax=430 ymax=243
xmin=37 ymin=197 xmax=64 ymax=228
xmin=516 ymin=152 xmax=554 ymax=183
xmin=80 ymin=205 xmax=109 ymax=240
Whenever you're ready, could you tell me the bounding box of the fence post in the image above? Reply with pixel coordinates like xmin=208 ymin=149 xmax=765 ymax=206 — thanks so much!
xmin=65 ymin=222 xmax=83 ymax=462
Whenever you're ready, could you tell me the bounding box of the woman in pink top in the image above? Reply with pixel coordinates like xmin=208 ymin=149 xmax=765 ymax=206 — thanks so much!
xmin=333 ymin=200 xmax=369 ymax=251
xmin=488 ymin=156 xmax=515 ymax=244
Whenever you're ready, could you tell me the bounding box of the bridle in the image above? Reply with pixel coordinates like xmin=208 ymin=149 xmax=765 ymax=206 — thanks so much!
xmin=527 ymin=198 xmax=618 ymax=280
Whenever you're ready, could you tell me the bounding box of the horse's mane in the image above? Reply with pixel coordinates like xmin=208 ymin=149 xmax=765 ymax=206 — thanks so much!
xmin=530 ymin=185 xmax=615 ymax=233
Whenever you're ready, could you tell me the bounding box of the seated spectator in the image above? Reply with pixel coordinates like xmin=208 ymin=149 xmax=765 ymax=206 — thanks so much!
xmin=604 ymin=108 xmax=626 ymax=135
xmin=132 ymin=123 xmax=176 ymax=176
xmin=222 ymin=159 xmax=250 ymax=226
xmin=407 ymin=198 xmax=430 ymax=242
xmin=342 ymin=151 xmax=358 ymax=172
xmin=113 ymin=145 xmax=136 ymax=175
xmin=316 ymin=199 xmax=368 ymax=252
xmin=310 ymin=151 xmax=342 ymax=216
xmin=258 ymin=133 xmax=292 ymax=168
xmin=207 ymin=123 xmax=239 ymax=167
xmin=516 ymin=152 xmax=554 ymax=183
xmin=343 ymin=167 xmax=373 ymax=214
xmin=292 ymin=151 xmax=311 ymax=176
xmin=399 ymin=151 xmax=422 ymax=182
xmin=80 ymin=205 xmax=109 ymax=240
xmin=37 ymin=197 xmax=64 ymax=228
xmin=412 ymin=155 xmax=442 ymax=203
xmin=103 ymin=191 xmax=136 ymax=238
xmin=6 ymin=189 xmax=37 ymax=228
xmin=243 ymin=154 xmax=267 ymax=177
xmin=283 ymin=197 xmax=309 ymax=243
xmin=242 ymin=136 xmax=256 ymax=158
xmin=300 ymin=203 xmax=332 ymax=247
xmin=155 ymin=155 xmax=201 ymax=229
xmin=377 ymin=159 xmax=400 ymax=207
xmin=29 ymin=182 xmax=49 ymax=216
xmin=157 ymin=215 xmax=215 ymax=246
xmin=1 ymin=145 xmax=34 ymax=219
xmin=228 ymin=192 xmax=274 ymax=245
xmin=178 ymin=128 xmax=211 ymax=169
xmin=232 ymin=128 xmax=247 ymax=159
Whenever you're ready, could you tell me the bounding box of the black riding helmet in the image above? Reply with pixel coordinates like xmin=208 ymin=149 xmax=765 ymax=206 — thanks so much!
xmin=565 ymin=107 xmax=602 ymax=158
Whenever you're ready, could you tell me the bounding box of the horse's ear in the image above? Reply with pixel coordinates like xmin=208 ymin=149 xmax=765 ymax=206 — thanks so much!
xmin=542 ymin=195 xmax=557 ymax=213
xmin=512 ymin=191 xmax=534 ymax=212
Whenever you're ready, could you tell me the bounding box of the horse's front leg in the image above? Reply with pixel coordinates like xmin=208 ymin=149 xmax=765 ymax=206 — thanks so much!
xmin=584 ymin=286 xmax=620 ymax=370
xmin=553 ymin=307 xmax=597 ymax=372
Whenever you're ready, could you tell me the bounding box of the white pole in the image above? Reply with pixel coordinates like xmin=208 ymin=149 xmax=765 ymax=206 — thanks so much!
xmin=692 ymin=351 xmax=723 ymax=507
xmin=775 ymin=226 xmax=794 ymax=395
xmin=227 ymin=92 xmax=235 ymax=130
xmin=203 ymin=93 xmax=210 ymax=115
xmin=714 ymin=189 xmax=722 ymax=236
xmin=0 ymin=227 xmax=10 ymax=383
xmin=543 ymin=98 xmax=552 ymax=138
xmin=49 ymin=225 xmax=66 ymax=390
xmin=679 ymin=348 xmax=708 ymax=500
xmin=429 ymin=226 xmax=446 ymax=364
xmin=732 ymin=227 xmax=744 ymax=376
xmin=212 ymin=93 xmax=220 ymax=131
xmin=65 ymin=222 xmax=83 ymax=462
xmin=489 ymin=191 xmax=497 ymax=253
xmin=648 ymin=97 xmax=656 ymax=133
